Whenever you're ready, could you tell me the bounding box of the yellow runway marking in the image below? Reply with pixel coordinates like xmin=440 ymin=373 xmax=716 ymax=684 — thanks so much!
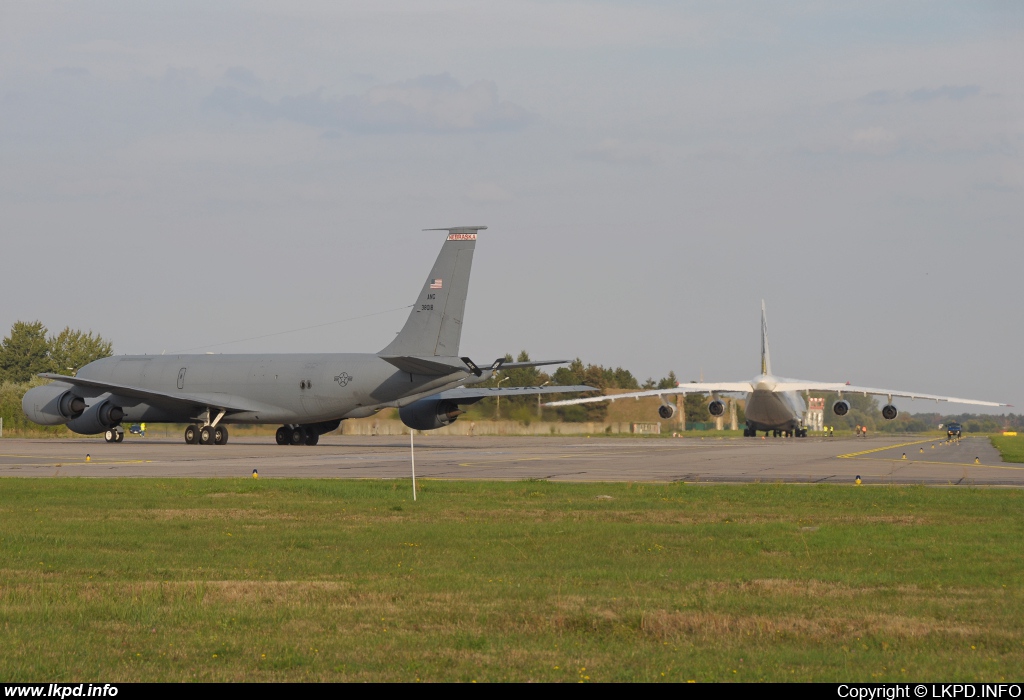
xmin=0 ymin=454 xmax=153 ymax=465
xmin=458 ymin=447 xmax=683 ymax=468
xmin=837 ymin=439 xmax=934 ymax=458
xmin=836 ymin=438 xmax=1022 ymax=471
xmin=837 ymin=456 xmax=1024 ymax=471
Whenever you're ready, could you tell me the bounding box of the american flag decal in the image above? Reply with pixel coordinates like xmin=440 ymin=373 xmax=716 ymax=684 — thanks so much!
xmin=429 ymin=279 xmax=442 ymax=289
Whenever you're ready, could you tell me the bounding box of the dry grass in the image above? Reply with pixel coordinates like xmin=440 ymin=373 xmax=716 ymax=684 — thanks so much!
xmin=0 ymin=479 xmax=1022 ymax=681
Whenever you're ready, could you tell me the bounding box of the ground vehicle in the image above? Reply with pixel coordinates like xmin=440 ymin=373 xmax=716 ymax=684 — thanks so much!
xmin=946 ymin=422 xmax=962 ymax=439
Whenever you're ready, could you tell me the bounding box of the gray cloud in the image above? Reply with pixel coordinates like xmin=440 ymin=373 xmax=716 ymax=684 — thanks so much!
xmin=908 ymin=85 xmax=981 ymax=102
xmin=52 ymin=66 xmax=90 ymax=79
xmin=575 ymin=138 xmax=658 ymax=165
xmin=203 ymin=73 xmax=532 ymax=134
xmin=223 ymin=66 xmax=261 ymax=88
xmin=861 ymin=85 xmax=982 ymax=105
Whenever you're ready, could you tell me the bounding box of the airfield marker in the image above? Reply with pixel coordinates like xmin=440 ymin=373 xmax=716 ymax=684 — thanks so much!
xmin=411 ymin=430 xmax=417 ymax=501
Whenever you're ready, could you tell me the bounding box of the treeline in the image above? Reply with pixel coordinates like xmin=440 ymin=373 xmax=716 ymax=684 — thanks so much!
xmin=0 ymin=321 xmax=112 ymax=382
xmin=0 ymin=321 xmax=113 ymax=436
xmin=464 ymin=352 xmax=715 ymax=423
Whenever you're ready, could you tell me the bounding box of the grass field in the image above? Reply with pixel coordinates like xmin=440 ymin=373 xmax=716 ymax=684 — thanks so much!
xmin=991 ymin=434 xmax=1024 ymax=463
xmin=1 ymin=479 xmax=1022 ymax=682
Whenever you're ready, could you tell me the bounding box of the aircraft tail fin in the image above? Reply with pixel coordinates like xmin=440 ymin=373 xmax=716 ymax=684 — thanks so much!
xmin=379 ymin=227 xmax=485 ymax=358
xmin=760 ymin=299 xmax=772 ymax=376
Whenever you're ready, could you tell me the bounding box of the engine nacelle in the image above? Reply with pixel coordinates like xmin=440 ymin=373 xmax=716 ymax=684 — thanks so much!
xmin=65 ymin=400 xmax=124 ymax=435
xmin=708 ymin=400 xmax=725 ymax=417
xmin=399 ymin=398 xmax=463 ymax=431
xmin=657 ymin=403 xmax=676 ymax=420
xmin=881 ymin=404 xmax=898 ymax=420
xmin=22 ymin=384 xmax=87 ymax=425
xmin=832 ymin=400 xmax=850 ymax=417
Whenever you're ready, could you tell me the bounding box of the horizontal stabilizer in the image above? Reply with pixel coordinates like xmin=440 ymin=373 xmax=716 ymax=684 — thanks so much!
xmin=500 ymin=359 xmax=569 ymax=369
xmin=380 ymin=356 xmax=468 ymax=376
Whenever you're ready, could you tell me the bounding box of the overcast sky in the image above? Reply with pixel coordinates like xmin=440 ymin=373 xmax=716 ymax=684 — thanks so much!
xmin=1 ymin=1 xmax=1021 ymax=412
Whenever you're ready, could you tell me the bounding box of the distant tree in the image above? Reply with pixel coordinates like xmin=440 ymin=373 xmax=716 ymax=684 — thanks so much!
xmin=0 ymin=321 xmax=50 ymax=383
xmin=656 ymin=371 xmax=678 ymax=390
xmin=550 ymin=357 xmax=641 ymax=421
xmin=815 ymin=392 xmax=881 ymax=431
xmin=684 ymin=390 xmax=711 ymax=424
xmin=47 ymin=327 xmax=113 ymax=375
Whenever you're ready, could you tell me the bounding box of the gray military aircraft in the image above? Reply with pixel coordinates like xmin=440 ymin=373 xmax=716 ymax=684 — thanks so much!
xmin=546 ymin=301 xmax=1009 ymax=437
xmin=23 ymin=227 xmax=595 ymax=445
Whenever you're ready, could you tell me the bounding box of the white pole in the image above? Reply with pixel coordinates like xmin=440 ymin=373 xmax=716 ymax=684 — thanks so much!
xmin=410 ymin=429 xmax=417 ymax=501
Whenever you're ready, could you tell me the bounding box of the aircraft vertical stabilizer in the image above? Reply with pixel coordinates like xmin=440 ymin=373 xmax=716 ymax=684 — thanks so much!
xmin=760 ymin=299 xmax=772 ymax=376
xmin=379 ymin=227 xmax=485 ymax=358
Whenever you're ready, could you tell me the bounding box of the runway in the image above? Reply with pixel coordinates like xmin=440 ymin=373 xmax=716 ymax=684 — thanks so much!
xmin=0 ymin=434 xmax=1019 ymax=485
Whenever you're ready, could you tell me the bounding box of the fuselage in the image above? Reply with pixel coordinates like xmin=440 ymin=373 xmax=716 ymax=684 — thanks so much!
xmin=72 ymin=353 xmax=482 ymax=425
xmin=741 ymin=374 xmax=806 ymax=432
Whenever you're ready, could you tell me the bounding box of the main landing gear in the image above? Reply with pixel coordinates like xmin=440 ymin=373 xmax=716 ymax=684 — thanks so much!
xmin=275 ymin=425 xmax=319 ymax=446
xmin=184 ymin=424 xmax=229 ymax=446
xmin=104 ymin=428 xmax=124 ymax=443
xmin=743 ymin=426 xmax=808 ymax=438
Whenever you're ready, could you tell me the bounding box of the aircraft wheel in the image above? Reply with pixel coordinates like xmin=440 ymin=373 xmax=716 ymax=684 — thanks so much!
xmin=184 ymin=424 xmax=199 ymax=444
xmin=115 ymin=430 xmax=124 ymax=443
xmin=304 ymin=431 xmax=319 ymax=446
xmin=214 ymin=426 xmax=229 ymax=446
xmin=105 ymin=429 xmax=116 ymax=443
xmin=275 ymin=427 xmax=289 ymax=445
xmin=289 ymin=427 xmax=306 ymax=446
xmin=199 ymin=426 xmax=215 ymax=445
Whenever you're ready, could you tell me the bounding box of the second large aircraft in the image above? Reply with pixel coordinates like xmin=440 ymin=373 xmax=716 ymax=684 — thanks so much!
xmin=546 ymin=301 xmax=1009 ymax=437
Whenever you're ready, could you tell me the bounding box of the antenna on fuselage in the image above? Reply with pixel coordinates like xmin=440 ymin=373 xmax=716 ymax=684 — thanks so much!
xmin=760 ymin=300 xmax=772 ymax=376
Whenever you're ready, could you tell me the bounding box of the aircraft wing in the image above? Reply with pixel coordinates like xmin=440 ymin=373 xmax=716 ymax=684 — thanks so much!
xmin=36 ymin=373 xmax=278 ymax=413
xmin=544 ymin=382 xmax=754 ymax=407
xmin=434 ymin=384 xmax=598 ymax=404
xmin=770 ymin=381 xmax=1011 ymax=407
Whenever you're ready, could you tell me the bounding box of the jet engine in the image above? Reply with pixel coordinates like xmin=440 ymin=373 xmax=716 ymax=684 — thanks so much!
xmin=657 ymin=403 xmax=676 ymax=420
xmin=399 ymin=398 xmax=463 ymax=431
xmin=881 ymin=404 xmax=898 ymax=420
xmin=708 ymin=400 xmax=726 ymax=417
xmin=22 ymin=384 xmax=86 ymax=425
xmin=65 ymin=400 xmax=124 ymax=435
xmin=832 ymin=400 xmax=850 ymax=417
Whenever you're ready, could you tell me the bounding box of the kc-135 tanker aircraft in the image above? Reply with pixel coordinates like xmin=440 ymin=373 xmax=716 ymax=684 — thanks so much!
xmin=546 ymin=301 xmax=1009 ymax=437
xmin=23 ymin=228 xmax=595 ymax=445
